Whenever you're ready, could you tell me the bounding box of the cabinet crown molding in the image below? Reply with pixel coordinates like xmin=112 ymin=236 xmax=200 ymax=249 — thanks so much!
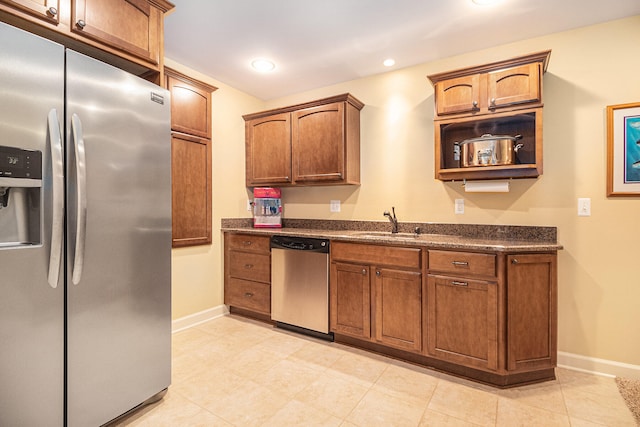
xmin=243 ymin=93 xmax=364 ymax=121
xmin=427 ymin=50 xmax=551 ymax=86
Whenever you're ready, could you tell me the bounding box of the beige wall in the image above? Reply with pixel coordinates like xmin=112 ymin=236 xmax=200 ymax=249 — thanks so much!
xmin=168 ymin=15 xmax=640 ymax=366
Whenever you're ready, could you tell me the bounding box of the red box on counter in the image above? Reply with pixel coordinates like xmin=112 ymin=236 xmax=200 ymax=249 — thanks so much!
xmin=253 ymin=187 xmax=282 ymax=228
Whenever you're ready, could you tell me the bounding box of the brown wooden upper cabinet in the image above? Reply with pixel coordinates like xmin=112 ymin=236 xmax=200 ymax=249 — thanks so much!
xmin=0 ymin=0 xmax=174 ymax=73
xmin=429 ymin=51 xmax=549 ymax=118
xmin=0 ymin=0 xmax=61 ymax=24
xmin=166 ymin=69 xmax=213 ymax=139
xmin=243 ymin=93 xmax=364 ymax=187
xmin=165 ymin=68 xmax=217 ymax=248
xmin=427 ymin=50 xmax=551 ymax=181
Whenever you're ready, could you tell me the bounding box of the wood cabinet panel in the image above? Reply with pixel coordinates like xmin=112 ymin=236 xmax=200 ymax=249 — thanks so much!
xmin=332 ymin=241 xmax=421 ymax=269
xmin=488 ymin=63 xmax=541 ymax=109
xmin=228 ymin=251 xmax=271 ymax=283
xmin=166 ymin=69 xmax=216 ymax=139
xmin=427 ymin=274 xmax=498 ymax=371
xmin=226 ymin=234 xmax=270 ymax=253
xmin=330 ymin=261 xmax=371 ymax=340
xmin=71 ymin=0 xmax=160 ymax=64
xmin=292 ymin=102 xmax=345 ymax=183
xmin=435 ymin=74 xmax=480 ymax=116
xmin=245 ymin=113 xmax=292 ymax=185
xmin=373 ymin=268 xmax=422 ymax=352
xmin=225 ymin=278 xmax=270 ymax=315
xmin=428 ymin=249 xmax=496 ymax=278
xmin=506 ymin=253 xmax=557 ymax=372
xmin=170 ymin=133 xmax=211 ymax=247
xmin=0 ymin=0 xmax=60 ymax=24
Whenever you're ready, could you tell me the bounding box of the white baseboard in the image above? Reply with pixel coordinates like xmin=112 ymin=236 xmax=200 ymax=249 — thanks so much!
xmin=172 ymin=305 xmax=229 ymax=333
xmin=558 ymin=351 xmax=640 ymax=379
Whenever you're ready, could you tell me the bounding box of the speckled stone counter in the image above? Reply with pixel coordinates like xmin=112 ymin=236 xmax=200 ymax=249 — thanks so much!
xmin=221 ymin=218 xmax=562 ymax=253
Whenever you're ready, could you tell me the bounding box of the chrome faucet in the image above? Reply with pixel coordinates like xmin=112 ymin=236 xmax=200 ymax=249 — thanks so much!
xmin=383 ymin=207 xmax=399 ymax=234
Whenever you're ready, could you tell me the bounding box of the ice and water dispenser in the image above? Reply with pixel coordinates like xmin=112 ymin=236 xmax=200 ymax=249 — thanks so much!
xmin=0 ymin=145 xmax=42 ymax=247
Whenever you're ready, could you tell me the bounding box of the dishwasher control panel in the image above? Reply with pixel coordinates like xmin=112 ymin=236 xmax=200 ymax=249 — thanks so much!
xmin=270 ymin=235 xmax=329 ymax=253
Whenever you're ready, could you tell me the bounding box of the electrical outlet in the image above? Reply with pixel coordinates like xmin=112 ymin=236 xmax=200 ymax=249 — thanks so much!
xmin=455 ymin=198 xmax=464 ymax=214
xmin=330 ymin=200 xmax=341 ymax=213
xmin=247 ymin=200 xmax=253 ymax=212
xmin=578 ymin=198 xmax=591 ymax=216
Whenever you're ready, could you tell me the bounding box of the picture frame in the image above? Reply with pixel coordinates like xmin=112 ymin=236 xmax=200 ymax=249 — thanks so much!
xmin=606 ymin=102 xmax=640 ymax=196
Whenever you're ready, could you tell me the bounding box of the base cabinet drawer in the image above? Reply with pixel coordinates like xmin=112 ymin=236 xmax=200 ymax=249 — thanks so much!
xmin=225 ymin=278 xmax=271 ymax=314
xmin=228 ymin=251 xmax=270 ymax=283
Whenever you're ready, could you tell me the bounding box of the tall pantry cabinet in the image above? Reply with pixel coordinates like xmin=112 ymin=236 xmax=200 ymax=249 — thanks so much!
xmin=165 ymin=68 xmax=217 ymax=247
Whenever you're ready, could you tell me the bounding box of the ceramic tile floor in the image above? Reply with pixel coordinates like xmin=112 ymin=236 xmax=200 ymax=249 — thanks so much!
xmin=113 ymin=315 xmax=637 ymax=427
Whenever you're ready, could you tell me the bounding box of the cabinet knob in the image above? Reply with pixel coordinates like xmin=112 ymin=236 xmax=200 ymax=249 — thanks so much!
xmin=244 ymin=264 xmax=254 ymax=269
xmin=76 ymin=19 xmax=86 ymax=29
xmin=489 ymin=98 xmax=496 ymax=108
xmin=376 ymin=270 xmax=381 ymax=276
xmin=361 ymin=269 xmax=367 ymax=275
xmin=472 ymin=100 xmax=478 ymax=108
xmin=48 ymin=6 xmax=58 ymax=16
xmin=244 ymin=292 xmax=254 ymax=298
xmin=511 ymin=258 xmax=519 ymax=264
xmin=451 ymin=281 xmax=468 ymax=287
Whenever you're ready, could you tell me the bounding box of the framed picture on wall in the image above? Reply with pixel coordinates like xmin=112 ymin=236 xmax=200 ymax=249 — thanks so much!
xmin=607 ymin=102 xmax=640 ymax=196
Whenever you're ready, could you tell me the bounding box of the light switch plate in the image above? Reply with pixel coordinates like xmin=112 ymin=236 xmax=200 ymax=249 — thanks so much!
xmin=455 ymin=199 xmax=464 ymax=214
xmin=330 ymin=200 xmax=341 ymax=212
xmin=578 ymin=198 xmax=591 ymax=216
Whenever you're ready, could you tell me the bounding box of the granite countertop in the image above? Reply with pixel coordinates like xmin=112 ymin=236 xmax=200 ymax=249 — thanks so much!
xmin=221 ymin=219 xmax=563 ymax=253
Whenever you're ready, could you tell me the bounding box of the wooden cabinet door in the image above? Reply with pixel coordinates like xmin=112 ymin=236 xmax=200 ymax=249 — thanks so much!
xmin=435 ymin=74 xmax=480 ymax=116
xmin=166 ymin=71 xmax=214 ymax=139
xmin=245 ymin=113 xmax=292 ymax=186
xmin=373 ymin=268 xmax=422 ymax=352
xmin=427 ymin=275 xmax=498 ymax=371
xmin=70 ymin=0 xmax=160 ymax=64
xmin=488 ymin=63 xmax=541 ymax=110
xmin=0 ymin=0 xmax=60 ymax=24
xmin=171 ymin=133 xmax=211 ymax=247
xmin=506 ymin=253 xmax=557 ymax=372
xmin=330 ymin=261 xmax=371 ymax=340
xmin=292 ymin=102 xmax=345 ymax=183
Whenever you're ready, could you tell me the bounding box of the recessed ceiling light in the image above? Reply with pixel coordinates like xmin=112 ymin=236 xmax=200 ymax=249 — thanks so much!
xmin=251 ymin=58 xmax=275 ymax=72
xmin=383 ymin=58 xmax=396 ymax=67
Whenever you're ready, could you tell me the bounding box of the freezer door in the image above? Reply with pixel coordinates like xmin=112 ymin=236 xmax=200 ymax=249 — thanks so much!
xmin=0 ymin=22 xmax=65 ymax=427
xmin=65 ymin=50 xmax=172 ymax=427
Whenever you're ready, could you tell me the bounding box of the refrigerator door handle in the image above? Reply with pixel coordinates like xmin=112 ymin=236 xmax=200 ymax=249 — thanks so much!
xmin=71 ymin=113 xmax=87 ymax=285
xmin=47 ymin=109 xmax=64 ymax=289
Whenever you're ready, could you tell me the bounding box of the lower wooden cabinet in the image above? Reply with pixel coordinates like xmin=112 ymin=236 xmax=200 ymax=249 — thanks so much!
xmin=506 ymin=253 xmax=557 ymax=372
xmin=426 ymin=275 xmax=498 ymax=371
xmin=224 ymin=233 xmax=271 ymax=315
xmin=222 ymin=233 xmax=558 ymax=387
xmin=330 ymin=242 xmax=423 ymax=353
xmin=374 ymin=267 xmax=422 ymax=352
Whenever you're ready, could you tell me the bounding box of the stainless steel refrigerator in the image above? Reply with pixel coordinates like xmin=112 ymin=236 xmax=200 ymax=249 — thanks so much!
xmin=0 ymin=21 xmax=172 ymax=427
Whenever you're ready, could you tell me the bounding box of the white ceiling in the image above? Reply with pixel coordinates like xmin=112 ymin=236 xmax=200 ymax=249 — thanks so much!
xmin=164 ymin=0 xmax=640 ymax=101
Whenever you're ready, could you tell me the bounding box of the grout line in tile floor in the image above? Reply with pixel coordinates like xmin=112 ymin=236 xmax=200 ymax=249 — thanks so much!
xmin=111 ymin=314 xmax=637 ymax=427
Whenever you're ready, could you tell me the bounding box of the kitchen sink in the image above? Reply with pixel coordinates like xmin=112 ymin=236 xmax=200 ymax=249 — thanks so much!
xmin=352 ymin=231 xmax=453 ymax=239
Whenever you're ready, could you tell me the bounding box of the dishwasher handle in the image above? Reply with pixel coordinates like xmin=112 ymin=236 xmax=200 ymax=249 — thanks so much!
xmin=270 ymin=235 xmax=330 ymax=253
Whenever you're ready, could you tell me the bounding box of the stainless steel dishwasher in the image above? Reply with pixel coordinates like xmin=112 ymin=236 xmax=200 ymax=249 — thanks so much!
xmin=270 ymin=235 xmax=332 ymax=340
